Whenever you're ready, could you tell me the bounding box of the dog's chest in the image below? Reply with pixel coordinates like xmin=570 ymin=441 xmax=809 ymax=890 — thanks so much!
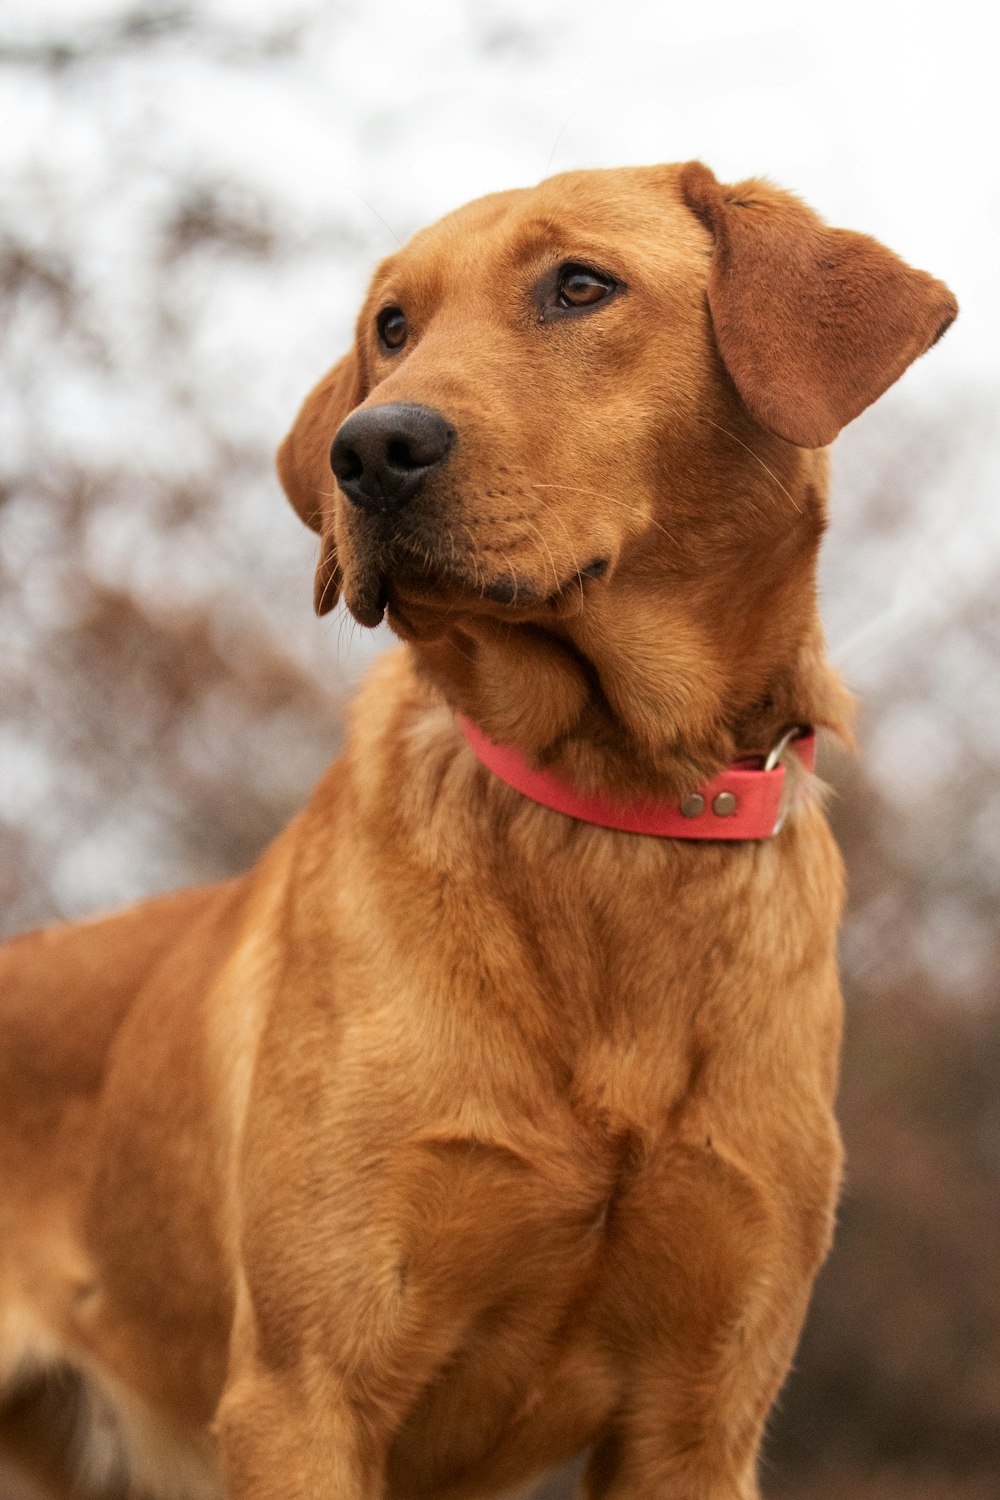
xmin=318 ymin=860 xmax=731 ymax=1490
xmin=371 ymin=1046 xmax=684 ymax=1493
xmin=382 ymin=1105 xmax=645 ymax=1493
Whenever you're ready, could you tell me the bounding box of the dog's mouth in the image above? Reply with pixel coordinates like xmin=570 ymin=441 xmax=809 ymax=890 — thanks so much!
xmin=344 ymin=519 xmax=609 ymax=631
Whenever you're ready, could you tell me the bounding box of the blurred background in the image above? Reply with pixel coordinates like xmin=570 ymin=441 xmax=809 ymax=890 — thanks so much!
xmin=0 ymin=1 xmax=997 ymax=1496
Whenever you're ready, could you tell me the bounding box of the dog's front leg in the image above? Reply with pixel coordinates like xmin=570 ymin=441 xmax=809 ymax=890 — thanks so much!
xmin=216 ymin=1357 xmax=386 ymax=1500
xmin=585 ymin=1134 xmax=840 ymax=1500
xmin=214 ymin=1232 xmax=466 ymax=1500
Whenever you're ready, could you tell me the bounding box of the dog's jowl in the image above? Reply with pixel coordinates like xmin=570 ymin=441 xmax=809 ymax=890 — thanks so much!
xmin=0 ymin=162 xmax=956 ymax=1500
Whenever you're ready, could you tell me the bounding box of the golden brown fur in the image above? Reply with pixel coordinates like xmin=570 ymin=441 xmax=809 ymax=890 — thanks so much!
xmin=0 ymin=162 xmax=956 ymax=1499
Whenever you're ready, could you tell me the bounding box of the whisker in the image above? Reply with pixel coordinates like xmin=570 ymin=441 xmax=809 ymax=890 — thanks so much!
xmin=521 ymin=502 xmax=586 ymax=599
xmin=456 ymin=520 xmax=487 ymax=595
xmin=316 ymin=560 xmax=339 ymax=615
xmin=596 ymin=497 xmax=681 ymax=549
xmin=537 ymin=508 xmax=586 ymax=606
xmin=528 ymin=483 xmax=681 ymax=549
xmin=518 ymin=515 xmax=563 ymax=594
xmin=696 ymin=416 xmax=802 ymax=515
xmin=543 ymin=113 xmax=574 ymax=179
xmin=353 ymin=191 xmax=403 ymax=248
xmin=529 ymin=481 xmax=608 ymax=501
xmin=445 ymin=523 xmax=459 ymax=576
xmin=507 ymin=555 xmax=520 ymax=605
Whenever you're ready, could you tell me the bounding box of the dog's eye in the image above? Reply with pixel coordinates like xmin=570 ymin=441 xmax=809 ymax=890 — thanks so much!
xmin=377 ymin=306 xmax=408 ymax=351
xmin=556 ymin=264 xmax=615 ymax=309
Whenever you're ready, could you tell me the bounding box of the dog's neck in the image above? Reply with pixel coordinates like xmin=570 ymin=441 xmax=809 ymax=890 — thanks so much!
xmin=410 ymin=582 xmax=852 ymax=805
xmin=399 ymin=446 xmax=855 ymax=803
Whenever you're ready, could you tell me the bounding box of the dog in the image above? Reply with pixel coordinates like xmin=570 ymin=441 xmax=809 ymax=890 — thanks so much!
xmin=0 ymin=161 xmax=956 ymax=1500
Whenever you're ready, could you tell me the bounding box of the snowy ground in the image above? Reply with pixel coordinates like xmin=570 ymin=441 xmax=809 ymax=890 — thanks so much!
xmin=1 ymin=0 xmax=998 ymax=1004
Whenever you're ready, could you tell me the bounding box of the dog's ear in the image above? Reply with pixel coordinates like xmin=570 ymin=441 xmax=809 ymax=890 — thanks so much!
xmin=277 ymin=350 xmax=362 ymax=615
xmin=679 ymin=162 xmax=957 ymax=448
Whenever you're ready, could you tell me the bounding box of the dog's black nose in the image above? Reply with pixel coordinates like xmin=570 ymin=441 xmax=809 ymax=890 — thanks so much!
xmin=330 ymin=403 xmax=455 ymax=512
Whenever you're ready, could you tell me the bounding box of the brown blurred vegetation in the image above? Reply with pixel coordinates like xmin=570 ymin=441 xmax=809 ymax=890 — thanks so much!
xmin=770 ymin=821 xmax=1000 ymax=1498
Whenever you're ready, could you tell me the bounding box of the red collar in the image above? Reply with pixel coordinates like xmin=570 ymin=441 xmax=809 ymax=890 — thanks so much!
xmin=460 ymin=719 xmax=816 ymax=840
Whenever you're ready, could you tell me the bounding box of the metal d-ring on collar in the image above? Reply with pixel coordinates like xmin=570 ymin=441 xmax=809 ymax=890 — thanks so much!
xmin=764 ymin=724 xmax=811 ymax=773
xmin=765 ymin=724 xmax=813 ymax=833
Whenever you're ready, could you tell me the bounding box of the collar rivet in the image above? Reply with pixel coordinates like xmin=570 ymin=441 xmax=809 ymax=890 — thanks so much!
xmin=680 ymin=793 xmax=705 ymax=818
xmin=713 ymin=791 xmax=738 ymax=816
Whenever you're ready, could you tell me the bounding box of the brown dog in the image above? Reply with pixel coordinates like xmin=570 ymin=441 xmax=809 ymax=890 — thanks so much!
xmin=0 ymin=162 xmax=956 ymax=1500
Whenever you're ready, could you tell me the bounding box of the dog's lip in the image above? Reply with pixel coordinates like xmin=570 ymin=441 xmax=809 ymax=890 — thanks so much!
xmin=343 ymin=563 xmax=390 ymax=628
xmin=348 ymin=581 xmax=389 ymax=629
xmin=346 ymin=555 xmax=610 ymax=630
xmin=342 ymin=514 xmax=612 ymax=629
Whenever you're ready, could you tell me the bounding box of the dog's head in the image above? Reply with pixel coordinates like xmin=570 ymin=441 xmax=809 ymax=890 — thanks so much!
xmin=279 ymin=163 xmax=956 ymax=782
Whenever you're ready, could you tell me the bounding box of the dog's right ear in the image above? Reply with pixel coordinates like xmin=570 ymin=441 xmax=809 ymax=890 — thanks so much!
xmin=276 ymin=350 xmax=361 ymax=615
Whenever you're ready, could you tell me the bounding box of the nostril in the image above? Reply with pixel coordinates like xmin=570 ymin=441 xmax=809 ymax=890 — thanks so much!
xmin=334 ymin=447 xmax=363 ymax=483
xmin=386 ymin=438 xmax=419 ymax=472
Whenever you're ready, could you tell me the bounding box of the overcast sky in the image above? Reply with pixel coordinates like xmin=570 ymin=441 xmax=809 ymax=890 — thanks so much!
xmin=5 ymin=0 xmax=995 ymax=384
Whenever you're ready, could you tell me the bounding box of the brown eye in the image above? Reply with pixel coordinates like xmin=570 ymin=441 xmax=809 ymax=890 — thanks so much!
xmin=557 ymin=264 xmax=615 ymax=309
xmin=377 ymin=305 xmax=408 ymax=350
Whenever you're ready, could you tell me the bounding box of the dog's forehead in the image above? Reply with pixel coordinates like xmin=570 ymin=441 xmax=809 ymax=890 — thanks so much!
xmin=374 ymin=165 xmax=705 ymax=297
